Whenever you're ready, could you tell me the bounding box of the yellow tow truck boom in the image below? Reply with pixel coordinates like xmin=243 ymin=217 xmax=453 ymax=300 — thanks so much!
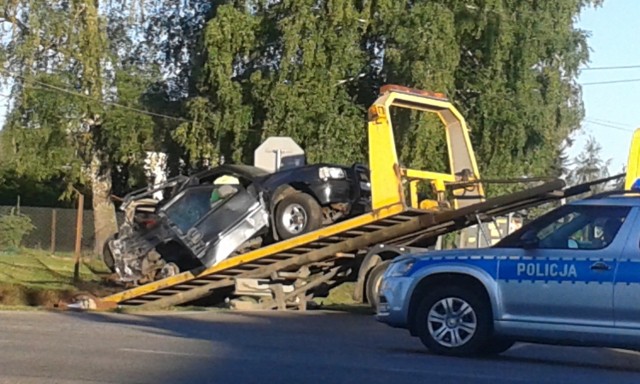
xmin=368 ymin=85 xmax=484 ymax=211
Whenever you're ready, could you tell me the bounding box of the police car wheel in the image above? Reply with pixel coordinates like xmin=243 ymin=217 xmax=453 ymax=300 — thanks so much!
xmin=415 ymin=286 xmax=492 ymax=356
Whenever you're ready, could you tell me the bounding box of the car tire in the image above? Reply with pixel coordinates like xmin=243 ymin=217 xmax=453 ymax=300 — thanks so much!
xmin=102 ymin=234 xmax=117 ymax=273
xmin=415 ymin=285 xmax=492 ymax=357
xmin=366 ymin=260 xmax=392 ymax=312
xmin=480 ymin=337 xmax=515 ymax=355
xmin=275 ymin=192 xmax=323 ymax=240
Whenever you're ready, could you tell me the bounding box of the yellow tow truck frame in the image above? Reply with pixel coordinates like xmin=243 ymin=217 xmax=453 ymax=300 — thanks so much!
xmin=367 ymin=84 xmax=484 ymax=211
xmin=76 ymin=85 xmax=569 ymax=311
xmin=625 ymin=128 xmax=640 ymax=189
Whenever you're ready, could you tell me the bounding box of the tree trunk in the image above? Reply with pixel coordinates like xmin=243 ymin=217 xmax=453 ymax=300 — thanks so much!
xmin=90 ymin=154 xmax=118 ymax=255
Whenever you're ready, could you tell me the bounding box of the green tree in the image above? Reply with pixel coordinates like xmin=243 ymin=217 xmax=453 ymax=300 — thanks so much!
xmin=450 ymin=2 xmax=602 ymax=190
xmin=0 ymin=0 xmax=606 ymax=255
xmin=172 ymin=0 xmax=602 ymax=196
xmin=0 ymin=207 xmax=36 ymax=249
xmin=0 ymin=0 xmax=162 ymax=252
xmin=568 ymin=135 xmax=612 ymax=192
xmin=173 ymin=1 xmax=371 ymax=166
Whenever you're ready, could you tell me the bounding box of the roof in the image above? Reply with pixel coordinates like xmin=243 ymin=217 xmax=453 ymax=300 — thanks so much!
xmin=190 ymin=164 xmax=270 ymax=181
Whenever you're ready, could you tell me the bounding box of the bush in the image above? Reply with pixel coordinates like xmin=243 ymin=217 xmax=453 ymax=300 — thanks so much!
xmin=0 ymin=208 xmax=36 ymax=248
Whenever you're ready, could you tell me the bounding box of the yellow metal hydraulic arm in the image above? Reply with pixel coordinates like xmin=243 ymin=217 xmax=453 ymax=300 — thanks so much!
xmin=367 ymin=85 xmax=485 ymax=211
xmin=625 ymin=128 xmax=640 ymax=189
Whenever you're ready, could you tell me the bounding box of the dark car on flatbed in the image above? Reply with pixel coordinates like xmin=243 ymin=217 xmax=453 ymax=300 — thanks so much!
xmin=104 ymin=163 xmax=371 ymax=284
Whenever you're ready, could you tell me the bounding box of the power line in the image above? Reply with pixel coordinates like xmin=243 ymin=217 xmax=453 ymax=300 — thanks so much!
xmin=3 ymin=68 xmax=640 ymax=132
xmin=588 ymin=117 xmax=635 ymax=129
xmin=583 ymin=120 xmax=631 ymax=132
xmin=0 ymin=68 xmax=193 ymax=123
xmin=580 ymin=64 xmax=640 ymax=71
xmin=581 ymin=78 xmax=640 ymax=86
xmin=583 ymin=119 xmax=635 ymax=132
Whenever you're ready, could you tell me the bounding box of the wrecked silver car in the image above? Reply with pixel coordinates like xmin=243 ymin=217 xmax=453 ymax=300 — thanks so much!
xmin=107 ymin=169 xmax=270 ymax=284
xmin=104 ymin=163 xmax=370 ymax=284
xmin=163 ymin=183 xmax=270 ymax=268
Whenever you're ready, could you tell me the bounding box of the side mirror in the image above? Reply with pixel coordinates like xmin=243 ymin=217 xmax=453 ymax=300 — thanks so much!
xmin=520 ymin=230 xmax=539 ymax=249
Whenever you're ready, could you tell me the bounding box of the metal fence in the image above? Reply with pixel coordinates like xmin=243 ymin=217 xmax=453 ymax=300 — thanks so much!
xmin=0 ymin=205 xmax=124 ymax=253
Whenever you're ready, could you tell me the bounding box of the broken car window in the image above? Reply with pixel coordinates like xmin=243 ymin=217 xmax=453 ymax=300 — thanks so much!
xmin=165 ymin=186 xmax=216 ymax=233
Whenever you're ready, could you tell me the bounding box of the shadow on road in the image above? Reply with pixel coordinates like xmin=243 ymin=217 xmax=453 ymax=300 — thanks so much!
xmin=50 ymin=309 xmax=427 ymax=384
xmin=496 ymin=345 xmax=640 ymax=374
xmin=47 ymin=309 xmax=640 ymax=384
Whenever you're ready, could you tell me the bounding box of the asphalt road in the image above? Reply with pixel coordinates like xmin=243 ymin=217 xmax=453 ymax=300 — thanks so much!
xmin=1 ymin=309 xmax=640 ymax=384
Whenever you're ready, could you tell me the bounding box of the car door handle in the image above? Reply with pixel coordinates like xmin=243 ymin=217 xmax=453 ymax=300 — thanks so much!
xmin=590 ymin=262 xmax=611 ymax=271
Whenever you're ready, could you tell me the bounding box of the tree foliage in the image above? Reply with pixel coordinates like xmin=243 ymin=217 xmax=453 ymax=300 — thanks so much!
xmin=0 ymin=0 xmax=167 ymax=251
xmin=171 ymin=0 xmax=603 ymax=196
xmin=0 ymin=207 xmax=36 ymax=249
xmin=1 ymin=1 xmax=162 ymax=178
xmin=0 ymin=0 xmax=606 ymax=252
xmin=568 ymin=135 xmax=613 ymax=192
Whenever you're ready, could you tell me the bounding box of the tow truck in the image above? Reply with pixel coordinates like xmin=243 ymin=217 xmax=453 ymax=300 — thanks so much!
xmin=69 ymin=84 xmax=600 ymax=311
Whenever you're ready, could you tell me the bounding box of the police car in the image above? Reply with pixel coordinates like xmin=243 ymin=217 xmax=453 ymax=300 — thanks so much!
xmin=376 ymin=189 xmax=640 ymax=357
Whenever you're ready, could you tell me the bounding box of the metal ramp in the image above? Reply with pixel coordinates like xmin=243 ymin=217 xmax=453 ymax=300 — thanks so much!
xmin=101 ymin=203 xmax=427 ymax=309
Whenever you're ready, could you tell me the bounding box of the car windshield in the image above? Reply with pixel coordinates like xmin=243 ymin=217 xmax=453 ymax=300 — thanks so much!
xmin=164 ymin=184 xmax=240 ymax=233
xmin=495 ymin=204 xmax=631 ymax=250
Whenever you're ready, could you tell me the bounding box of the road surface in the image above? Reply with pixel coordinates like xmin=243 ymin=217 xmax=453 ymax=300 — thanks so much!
xmin=1 ymin=309 xmax=640 ymax=384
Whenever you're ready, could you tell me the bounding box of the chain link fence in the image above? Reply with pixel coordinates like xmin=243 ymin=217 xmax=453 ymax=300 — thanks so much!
xmin=0 ymin=205 xmax=124 ymax=254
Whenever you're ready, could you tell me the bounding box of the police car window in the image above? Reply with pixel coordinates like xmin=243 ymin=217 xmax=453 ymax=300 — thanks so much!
xmin=535 ymin=205 xmax=629 ymax=250
xmin=536 ymin=211 xmax=579 ymax=240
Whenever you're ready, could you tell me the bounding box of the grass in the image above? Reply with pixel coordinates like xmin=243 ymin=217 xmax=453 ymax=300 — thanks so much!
xmin=0 ymin=248 xmax=115 ymax=308
xmin=313 ymin=282 xmax=373 ymax=315
xmin=0 ymin=248 xmax=372 ymax=313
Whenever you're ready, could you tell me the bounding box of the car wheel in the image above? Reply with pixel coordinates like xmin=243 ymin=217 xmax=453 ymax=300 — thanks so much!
xmin=275 ymin=192 xmax=323 ymax=240
xmin=415 ymin=286 xmax=492 ymax=356
xmin=480 ymin=337 xmax=515 ymax=355
xmin=366 ymin=260 xmax=392 ymax=312
xmin=102 ymin=234 xmax=117 ymax=273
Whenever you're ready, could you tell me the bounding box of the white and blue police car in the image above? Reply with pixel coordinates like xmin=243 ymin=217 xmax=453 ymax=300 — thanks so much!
xmin=376 ymin=188 xmax=640 ymax=357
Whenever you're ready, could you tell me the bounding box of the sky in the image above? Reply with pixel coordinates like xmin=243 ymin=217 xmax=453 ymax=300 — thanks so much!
xmin=0 ymin=2 xmax=637 ymax=175
xmin=572 ymin=0 xmax=640 ymax=173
